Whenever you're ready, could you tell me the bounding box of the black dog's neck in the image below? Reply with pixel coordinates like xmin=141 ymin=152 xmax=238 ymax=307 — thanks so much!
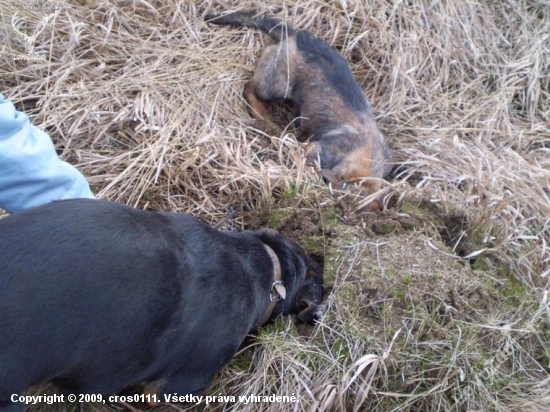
xmin=256 ymin=244 xmax=286 ymax=327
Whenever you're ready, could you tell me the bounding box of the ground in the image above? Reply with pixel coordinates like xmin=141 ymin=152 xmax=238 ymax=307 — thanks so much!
xmin=1 ymin=0 xmax=549 ymax=411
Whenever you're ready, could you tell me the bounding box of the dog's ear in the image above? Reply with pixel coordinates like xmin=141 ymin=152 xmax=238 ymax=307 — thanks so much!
xmin=254 ymin=228 xmax=281 ymax=244
xmin=261 ymin=228 xmax=280 ymax=238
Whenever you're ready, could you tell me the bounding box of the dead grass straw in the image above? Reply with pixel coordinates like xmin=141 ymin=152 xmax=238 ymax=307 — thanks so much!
xmin=1 ymin=0 xmax=549 ymax=411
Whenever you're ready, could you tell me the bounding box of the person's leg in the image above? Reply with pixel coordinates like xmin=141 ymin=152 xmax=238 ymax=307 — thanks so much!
xmin=0 ymin=94 xmax=94 ymax=214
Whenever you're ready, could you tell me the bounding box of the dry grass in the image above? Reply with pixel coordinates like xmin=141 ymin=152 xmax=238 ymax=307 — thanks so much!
xmin=1 ymin=0 xmax=549 ymax=411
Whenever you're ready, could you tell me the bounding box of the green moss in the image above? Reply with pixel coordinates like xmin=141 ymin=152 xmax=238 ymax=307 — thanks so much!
xmin=499 ymin=275 xmax=527 ymax=301
xmin=471 ymin=258 xmax=490 ymax=271
xmin=227 ymin=351 xmax=253 ymax=372
xmin=399 ymin=200 xmax=447 ymax=229
xmin=399 ymin=217 xmax=419 ymax=231
xmin=481 ymin=266 xmax=532 ymax=313
xmin=320 ymin=207 xmax=339 ymax=231
xmin=301 ymin=235 xmax=324 ymax=255
xmin=284 ymin=184 xmax=299 ymax=199
xmin=323 ymin=254 xmax=339 ymax=284
xmin=267 ymin=207 xmax=294 ymax=230
xmin=479 ymin=264 xmax=524 ymax=304
xmin=399 ymin=201 xmax=434 ymax=219
xmin=394 ymin=290 xmax=405 ymax=300
xmin=372 ymin=220 xmax=401 ymax=235
xmin=344 ymin=319 xmax=373 ymax=341
xmin=259 ymin=318 xmax=292 ymax=336
xmin=328 ymin=337 xmax=349 ymax=358
xmin=323 ymin=231 xmax=356 ymax=284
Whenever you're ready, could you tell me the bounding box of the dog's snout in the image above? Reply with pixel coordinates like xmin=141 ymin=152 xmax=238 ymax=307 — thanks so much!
xmin=296 ymin=298 xmax=320 ymax=324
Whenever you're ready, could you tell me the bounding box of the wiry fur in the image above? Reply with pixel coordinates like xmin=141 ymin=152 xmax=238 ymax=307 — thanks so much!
xmin=205 ymin=10 xmax=393 ymax=210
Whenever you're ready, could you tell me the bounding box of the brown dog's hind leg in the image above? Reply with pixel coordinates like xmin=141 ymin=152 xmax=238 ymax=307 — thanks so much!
xmin=244 ymin=80 xmax=284 ymax=136
xmin=244 ymin=80 xmax=270 ymax=120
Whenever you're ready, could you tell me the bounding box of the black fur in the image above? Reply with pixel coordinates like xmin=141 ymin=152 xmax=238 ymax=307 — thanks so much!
xmin=295 ymin=31 xmax=369 ymax=113
xmin=0 ymin=199 xmax=323 ymax=411
xmin=205 ymin=11 xmax=294 ymax=41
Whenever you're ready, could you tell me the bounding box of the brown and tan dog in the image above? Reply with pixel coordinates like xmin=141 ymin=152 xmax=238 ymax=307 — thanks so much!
xmin=205 ymin=10 xmax=393 ymax=210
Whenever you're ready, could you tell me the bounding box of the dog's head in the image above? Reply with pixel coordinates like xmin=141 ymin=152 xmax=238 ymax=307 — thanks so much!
xmin=254 ymin=229 xmax=324 ymax=324
xmin=313 ymin=123 xmax=393 ymax=213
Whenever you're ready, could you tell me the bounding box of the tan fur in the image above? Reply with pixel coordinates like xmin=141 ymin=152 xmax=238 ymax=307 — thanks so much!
xmin=207 ymin=11 xmax=393 ymax=210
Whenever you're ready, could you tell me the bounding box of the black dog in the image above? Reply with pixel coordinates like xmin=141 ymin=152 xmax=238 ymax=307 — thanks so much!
xmin=0 ymin=199 xmax=323 ymax=411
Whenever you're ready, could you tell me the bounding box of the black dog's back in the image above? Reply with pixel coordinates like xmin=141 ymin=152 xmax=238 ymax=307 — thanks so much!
xmin=0 ymin=200 xmax=185 ymax=396
xmin=0 ymin=200 xmax=261 ymax=401
xmin=0 ymin=199 xmax=322 ymax=410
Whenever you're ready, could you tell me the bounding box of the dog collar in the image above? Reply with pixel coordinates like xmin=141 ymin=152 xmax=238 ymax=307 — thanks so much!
xmin=257 ymin=244 xmax=286 ymax=327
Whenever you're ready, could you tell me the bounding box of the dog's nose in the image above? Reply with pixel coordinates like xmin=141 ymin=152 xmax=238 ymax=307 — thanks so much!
xmin=296 ymin=299 xmax=320 ymax=324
